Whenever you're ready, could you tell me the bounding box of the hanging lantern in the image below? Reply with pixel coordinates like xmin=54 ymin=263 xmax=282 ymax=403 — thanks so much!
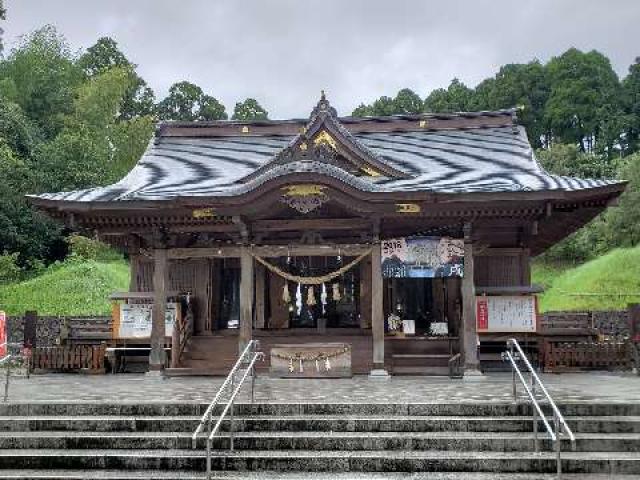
xmin=282 ymin=282 xmax=291 ymax=304
xmin=307 ymin=286 xmax=317 ymax=306
xmin=332 ymin=282 xmax=342 ymax=302
xmin=295 ymin=283 xmax=303 ymax=315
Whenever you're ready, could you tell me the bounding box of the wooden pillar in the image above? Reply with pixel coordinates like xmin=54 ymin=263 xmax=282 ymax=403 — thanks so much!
xmin=255 ymin=263 xmax=266 ymax=329
xmin=239 ymin=246 xmax=254 ymax=352
xmin=149 ymin=248 xmax=168 ymax=372
xmin=359 ymin=257 xmax=372 ymax=329
xmin=461 ymin=224 xmax=483 ymax=378
xmin=370 ymin=243 xmax=388 ymax=376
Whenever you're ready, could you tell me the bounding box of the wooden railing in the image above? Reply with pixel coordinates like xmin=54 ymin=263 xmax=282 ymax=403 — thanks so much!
xmin=543 ymin=341 xmax=632 ymax=373
xmin=30 ymin=344 xmax=106 ymax=373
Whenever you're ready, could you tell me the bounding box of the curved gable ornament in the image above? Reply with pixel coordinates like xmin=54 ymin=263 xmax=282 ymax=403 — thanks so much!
xmin=240 ymin=92 xmax=411 ymax=185
xmin=280 ymin=184 xmax=328 ymax=214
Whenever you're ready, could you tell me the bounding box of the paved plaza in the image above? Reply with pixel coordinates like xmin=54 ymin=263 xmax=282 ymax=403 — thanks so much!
xmin=4 ymin=372 xmax=640 ymax=404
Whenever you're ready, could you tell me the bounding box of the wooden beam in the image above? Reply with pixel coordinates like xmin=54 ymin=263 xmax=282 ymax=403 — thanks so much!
xmin=168 ymin=247 xmax=241 ymax=259
xmin=239 ymin=246 xmax=254 ymax=352
xmin=252 ymin=218 xmax=371 ymax=232
xmin=253 ymin=244 xmax=371 ymax=257
xmin=149 ymin=248 xmax=168 ymax=372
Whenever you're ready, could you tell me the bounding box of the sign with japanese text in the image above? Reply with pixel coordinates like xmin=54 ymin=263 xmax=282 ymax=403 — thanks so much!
xmin=476 ymin=295 xmax=537 ymax=333
xmin=381 ymin=237 xmax=464 ymax=278
xmin=117 ymin=303 xmax=178 ymax=339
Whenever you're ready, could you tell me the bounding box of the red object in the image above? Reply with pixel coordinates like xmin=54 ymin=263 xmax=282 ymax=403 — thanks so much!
xmin=0 ymin=311 xmax=6 ymax=357
xmin=476 ymin=298 xmax=489 ymax=330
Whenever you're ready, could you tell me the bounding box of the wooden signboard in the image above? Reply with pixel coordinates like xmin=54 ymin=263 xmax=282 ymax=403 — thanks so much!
xmin=115 ymin=303 xmax=178 ymax=339
xmin=476 ymin=295 xmax=537 ymax=333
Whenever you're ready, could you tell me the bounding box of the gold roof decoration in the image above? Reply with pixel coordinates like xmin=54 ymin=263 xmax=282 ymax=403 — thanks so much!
xmin=313 ymin=130 xmax=337 ymax=150
xmin=192 ymin=207 xmax=216 ymax=218
xmin=360 ymin=166 xmax=381 ymax=177
xmin=396 ymin=203 xmax=421 ymax=213
xmin=281 ymin=184 xmax=326 ymax=197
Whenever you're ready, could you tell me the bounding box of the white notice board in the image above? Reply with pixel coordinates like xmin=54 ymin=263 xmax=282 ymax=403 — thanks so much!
xmin=476 ymin=295 xmax=537 ymax=333
xmin=117 ymin=303 xmax=178 ymax=338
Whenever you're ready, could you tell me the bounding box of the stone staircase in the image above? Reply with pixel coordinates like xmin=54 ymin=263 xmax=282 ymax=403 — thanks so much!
xmin=0 ymin=402 xmax=639 ymax=478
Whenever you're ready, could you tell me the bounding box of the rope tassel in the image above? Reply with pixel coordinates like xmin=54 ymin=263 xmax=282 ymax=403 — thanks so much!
xmin=282 ymin=282 xmax=291 ymax=304
xmin=332 ymin=282 xmax=341 ymax=302
xmin=307 ymin=286 xmax=317 ymax=306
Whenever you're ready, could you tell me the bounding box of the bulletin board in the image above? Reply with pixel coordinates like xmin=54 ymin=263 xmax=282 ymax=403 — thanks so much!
xmin=476 ymin=295 xmax=537 ymax=333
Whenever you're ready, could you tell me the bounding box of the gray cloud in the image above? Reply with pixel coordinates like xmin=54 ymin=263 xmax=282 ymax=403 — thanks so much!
xmin=4 ymin=0 xmax=640 ymax=118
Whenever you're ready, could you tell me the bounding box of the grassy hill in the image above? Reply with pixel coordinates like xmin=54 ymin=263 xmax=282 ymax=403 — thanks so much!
xmin=534 ymin=245 xmax=640 ymax=312
xmin=0 ymin=259 xmax=130 ymax=316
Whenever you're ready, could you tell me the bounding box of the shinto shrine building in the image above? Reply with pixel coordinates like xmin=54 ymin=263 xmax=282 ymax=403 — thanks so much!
xmin=29 ymin=94 xmax=626 ymax=378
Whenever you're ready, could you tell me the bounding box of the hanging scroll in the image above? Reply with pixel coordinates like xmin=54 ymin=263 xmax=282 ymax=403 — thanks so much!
xmin=476 ymin=295 xmax=537 ymax=333
xmin=381 ymin=237 xmax=464 ymax=278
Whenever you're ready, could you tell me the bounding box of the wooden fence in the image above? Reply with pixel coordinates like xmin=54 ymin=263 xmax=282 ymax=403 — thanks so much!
xmin=29 ymin=344 xmax=106 ymax=373
xmin=543 ymin=341 xmax=633 ymax=373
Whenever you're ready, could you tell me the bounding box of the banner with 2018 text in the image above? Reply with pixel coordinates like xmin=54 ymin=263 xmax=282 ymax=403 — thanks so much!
xmin=381 ymin=237 xmax=464 ymax=278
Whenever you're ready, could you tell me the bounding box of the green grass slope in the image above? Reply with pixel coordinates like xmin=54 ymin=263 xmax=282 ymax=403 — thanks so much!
xmin=535 ymin=245 xmax=640 ymax=312
xmin=0 ymin=260 xmax=130 ymax=316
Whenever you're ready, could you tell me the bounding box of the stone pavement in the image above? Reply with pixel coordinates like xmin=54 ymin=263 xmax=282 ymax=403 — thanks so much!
xmin=4 ymin=371 xmax=640 ymax=403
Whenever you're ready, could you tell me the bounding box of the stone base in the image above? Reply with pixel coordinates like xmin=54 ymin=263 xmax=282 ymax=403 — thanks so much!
xmin=462 ymin=368 xmax=487 ymax=382
xmin=368 ymin=368 xmax=390 ymax=380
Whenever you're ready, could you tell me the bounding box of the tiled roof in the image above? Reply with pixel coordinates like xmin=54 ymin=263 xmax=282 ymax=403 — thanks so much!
xmin=31 ymin=114 xmax=621 ymax=204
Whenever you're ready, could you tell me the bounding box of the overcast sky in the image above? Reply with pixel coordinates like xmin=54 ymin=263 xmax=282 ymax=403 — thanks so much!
xmin=4 ymin=0 xmax=640 ymax=119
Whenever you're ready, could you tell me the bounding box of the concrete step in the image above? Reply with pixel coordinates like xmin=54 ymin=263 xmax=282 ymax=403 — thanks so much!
xmin=391 ymin=366 xmax=451 ymax=375
xmin=0 ymin=431 xmax=638 ymax=452
xmin=1 ymin=449 xmax=639 ymax=473
xmin=2 ymin=402 xmax=639 ymax=417
xmin=0 ymin=471 xmax=637 ymax=480
xmin=1 ymin=415 xmax=638 ymax=434
xmin=0 ymin=414 xmax=638 ymax=434
xmin=164 ymin=368 xmax=228 ymax=377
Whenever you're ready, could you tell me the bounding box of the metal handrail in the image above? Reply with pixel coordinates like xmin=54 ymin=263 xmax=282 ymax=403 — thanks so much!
xmin=503 ymin=338 xmax=576 ymax=479
xmin=191 ymin=339 xmax=263 ymax=479
xmin=0 ymin=342 xmax=23 ymax=403
xmin=205 ymin=351 xmax=263 ymax=478
xmin=191 ymin=340 xmax=260 ymax=446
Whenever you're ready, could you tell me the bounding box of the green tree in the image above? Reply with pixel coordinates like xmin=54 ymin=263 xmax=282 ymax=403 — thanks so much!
xmin=36 ymin=67 xmax=153 ymax=192
xmin=601 ymin=152 xmax=640 ymax=247
xmin=157 ymin=81 xmax=227 ymax=121
xmin=424 ymin=78 xmax=474 ymax=112
xmin=352 ymin=103 xmax=374 ymax=117
xmin=232 ymin=98 xmax=268 ymax=121
xmin=536 ymin=143 xmax=618 ymax=179
xmin=0 ymin=26 xmax=83 ymax=138
xmin=79 ymin=37 xmax=155 ymax=119
xmin=370 ymin=96 xmax=396 ymax=116
xmin=544 ymin=48 xmax=624 ymax=155
xmin=622 ymin=58 xmax=640 ymax=154
xmin=0 ymin=0 xmax=6 ymax=54
xmin=473 ymin=62 xmax=550 ymax=148
xmin=393 ymin=88 xmax=423 ymax=114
